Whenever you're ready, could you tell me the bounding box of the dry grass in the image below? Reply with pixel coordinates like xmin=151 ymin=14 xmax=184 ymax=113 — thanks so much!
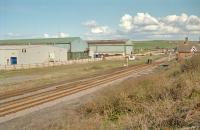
xmin=0 ymin=55 xmax=164 ymax=93
xmin=5 ymin=55 xmax=198 ymax=130
xmin=60 ymin=55 xmax=200 ymax=130
xmin=0 ymin=60 xmax=130 ymax=93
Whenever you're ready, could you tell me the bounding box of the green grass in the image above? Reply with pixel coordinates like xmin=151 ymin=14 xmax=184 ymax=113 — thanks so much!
xmin=132 ymin=40 xmax=176 ymax=50
xmin=0 ymin=55 xmax=165 ymax=79
xmin=0 ymin=55 xmax=165 ymax=93
xmin=0 ymin=60 xmax=127 ymax=92
xmin=0 ymin=60 xmax=122 ymax=79
xmin=129 ymin=54 xmax=165 ymax=64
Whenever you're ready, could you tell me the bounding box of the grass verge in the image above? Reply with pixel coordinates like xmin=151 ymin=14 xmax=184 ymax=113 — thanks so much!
xmin=0 ymin=55 xmax=164 ymax=93
xmin=58 ymin=55 xmax=200 ymax=130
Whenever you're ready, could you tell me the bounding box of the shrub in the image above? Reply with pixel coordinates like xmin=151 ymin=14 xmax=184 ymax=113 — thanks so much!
xmin=77 ymin=56 xmax=200 ymax=129
xmin=181 ymin=55 xmax=200 ymax=72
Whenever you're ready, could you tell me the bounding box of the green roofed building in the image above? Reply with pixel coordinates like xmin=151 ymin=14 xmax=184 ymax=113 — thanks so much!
xmin=87 ymin=40 xmax=133 ymax=58
xmin=0 ymin=37 xmax=88 ymax=52
xmin=0 ymin=37 xmax=89 ymax=65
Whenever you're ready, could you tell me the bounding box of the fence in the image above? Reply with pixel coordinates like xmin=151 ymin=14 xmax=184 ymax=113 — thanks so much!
xmin=67 ymin=52 xmax=89 ymax=60
xmin=0 ymin=58 xmax=102 ymax=71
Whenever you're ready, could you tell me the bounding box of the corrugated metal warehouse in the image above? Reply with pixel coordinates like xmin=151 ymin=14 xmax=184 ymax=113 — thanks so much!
xmin=87 ymin=40 xmax=133 ymax=58
xmin=0 ymin=37 xmax=88 ymax=65
xmin=0 ymin=45 xmax=68 ymax=65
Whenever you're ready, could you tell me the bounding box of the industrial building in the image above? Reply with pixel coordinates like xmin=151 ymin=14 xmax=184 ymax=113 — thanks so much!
xmin=0 ymin=37 xmax=88 ymax=65
xmin=87 ymin=40 xmax=133 ymax=58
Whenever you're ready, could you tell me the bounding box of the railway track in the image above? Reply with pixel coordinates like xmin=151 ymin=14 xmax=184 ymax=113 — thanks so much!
xmin=0 ymin=63 xmax=147 ymax=101
xmin=0 ymin=62 xmax=162 ymax=117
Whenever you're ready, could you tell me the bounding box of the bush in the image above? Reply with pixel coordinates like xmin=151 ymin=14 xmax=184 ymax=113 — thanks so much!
xmin=77 ymin=56 xmax=200 ymax=129
xmin=45 ymin=56 xmax=200 ymax=130
xmin=181 ymin=55 xmax=200 ymax=72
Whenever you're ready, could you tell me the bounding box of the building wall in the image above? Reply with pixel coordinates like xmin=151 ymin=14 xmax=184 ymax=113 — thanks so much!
xmin=178 ymin=52 xmax=200 ymax=60
xmin=0 ymin=45 xmax=68 ymax=65
xmin=55 ymin=38 xmax=88 ymax=52
xmin=0 ymin=49 xmax=19 ymax=65
xmin=126 ymin=46 xmax=133 ymax=54
xmin=178 ymin=52 xmax=192 ymax=59
xmin=71 ymin=39 xmax=88 ymax=52
xmin=18 ymin=45 xmax=68 ymax=64
xmin=89 ymin=45 xmax=133 ymax=57
xmin=0 ymin=37 xmax=89 ymax=62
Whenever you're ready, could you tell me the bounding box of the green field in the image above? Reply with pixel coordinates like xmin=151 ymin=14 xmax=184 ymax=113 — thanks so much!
xmin=132 ymin=40 xmax=177 ymax=50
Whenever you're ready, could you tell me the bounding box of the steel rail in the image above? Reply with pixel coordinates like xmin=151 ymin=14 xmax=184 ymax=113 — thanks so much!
xmin=0 ymin=65 xmax=150 ymax=109
xmin=0 ymin=63 xmax=147 ymax=101
xmin=0 ymin=65 xmax=155 ymax=116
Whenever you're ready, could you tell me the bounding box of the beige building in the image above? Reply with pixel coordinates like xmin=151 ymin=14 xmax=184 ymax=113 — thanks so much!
xmin=0 ymin=45 xmax=68 ymax=65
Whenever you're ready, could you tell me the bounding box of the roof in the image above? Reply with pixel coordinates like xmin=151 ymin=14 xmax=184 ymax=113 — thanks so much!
xmin=177 ymin=43 xmax=200 ymax=53
xmin=0 ymin=37 xmax=81 ymax=45
xmin=87 ymin=40 xmax=131 ymax=45
xmin=0 ymin=45 xmax=56 ymax=50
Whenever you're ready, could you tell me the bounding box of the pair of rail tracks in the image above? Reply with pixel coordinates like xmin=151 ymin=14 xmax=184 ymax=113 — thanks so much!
xmin=0 ymin=62 xmax=161 ymax=117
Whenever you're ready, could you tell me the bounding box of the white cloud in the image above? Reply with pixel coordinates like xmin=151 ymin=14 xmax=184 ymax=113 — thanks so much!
xmin=186 ymin=15 xmax=200 ymax=31
xmin=119 ymin=14 xmax=134 ymax=31
xmin=83 ymin=13 xmax=200 ymax=40
xmin=157 ymin=23 xmax=180 ymax=34
xmin=83 ymin=20 xmax=113 ymax=35
xmin=133 ymin=13 xmax=159 ymax=26
xmin=58 ymin=32 xmax=69 ymax=38
xmin=143 ymin=25 xmax=159 ymax=31
xmin=43 ymin=33 xmax=49 ymax=38
xmin=6 ymin=32 xmax=20 ymax=37
xmin=91 ymin=26 xmax=111 ymax=34
xmin=163 ymin=13 xmax=188 ymax=25
xmin=7 ymin=32 xmax=14 ymax=36
xmin=119 ymin=13 xmax=200 ymax=36
xmin=83 ymin=20 xmax=97 ymax=28
xmin=119 ymin=13 xmax=159 ymax=32
xmin=43 ymin=32 xmax=69 ymax=38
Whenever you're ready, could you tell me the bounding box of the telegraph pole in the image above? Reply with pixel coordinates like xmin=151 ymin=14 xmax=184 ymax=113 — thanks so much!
xmin=199 ymin=36 xmax=200 ymax=44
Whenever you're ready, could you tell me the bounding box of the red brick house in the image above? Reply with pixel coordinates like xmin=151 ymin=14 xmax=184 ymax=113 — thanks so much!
xmin=177 ymin=43 xmax=200 ymax=60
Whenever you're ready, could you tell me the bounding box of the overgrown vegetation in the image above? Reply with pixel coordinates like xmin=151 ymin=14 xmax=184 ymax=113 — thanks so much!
xmin=61 ymin=55 xmax=200 ymax=130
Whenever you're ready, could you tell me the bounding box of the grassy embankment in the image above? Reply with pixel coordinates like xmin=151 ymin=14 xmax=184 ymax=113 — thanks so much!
xmin=0 ymin=54 xmax=164 ymax=93
xmin=55 ymin=55 xmax=200 ymax=130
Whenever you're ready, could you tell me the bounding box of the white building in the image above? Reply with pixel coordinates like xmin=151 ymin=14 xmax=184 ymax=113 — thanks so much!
xmin=87 ymin=40 xmax=134 ymax=58
xmin=0 ymin=37 xmax=88 ymax=65
xmin=0 ymin=45 xmax=68 ymax=65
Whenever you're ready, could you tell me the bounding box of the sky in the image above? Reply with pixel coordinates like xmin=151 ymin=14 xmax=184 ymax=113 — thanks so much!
xmin=0 ymin=0 xmax=200 ymax=40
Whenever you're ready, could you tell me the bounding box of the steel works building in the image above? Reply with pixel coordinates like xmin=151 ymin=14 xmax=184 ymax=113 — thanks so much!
xmin=0 ymin=37 xmax=88 ymax=65
xmin=0 ymin=38 xmax=134 ymax=65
